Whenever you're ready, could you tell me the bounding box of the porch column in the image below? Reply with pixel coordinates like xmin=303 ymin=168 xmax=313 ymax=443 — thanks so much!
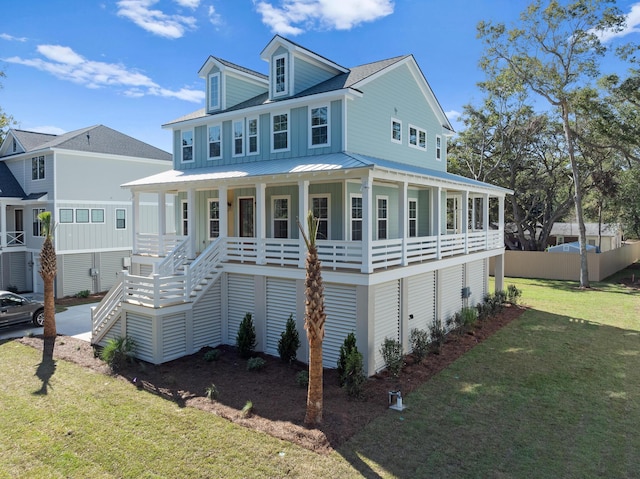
xmin=434 ymin=187 xmax=442 ymax=259
xmin=498 ymin=195 xmax=505 ymax=231
xmin=157 ymin=191 xmax=166 ymax=255
xmin=298 ymin=180 xmax=309 ymax=269
xmin=187 ymin=188 xmax=195 ymax=259
xmin=256 ymin=182 xmax=266 ymax=265
xmin=461 ymin=190 xmax=469 ymax=254
xmin=218 ymin=185 xmax=228 ymax=239
xmin=399 ymin=181 xmax=408 ymax=266
xmin=132 ymin=192 xmax=140 ymax=254
xmin=494 ymin=253 xmax=505 ymax=293
xmin=483 ymin=193 xmax=489 ymax=250
xmin=0 ymin=202 xmax=6 ymax=248
xmin=361 ymin=175 xmax=373 ymax=273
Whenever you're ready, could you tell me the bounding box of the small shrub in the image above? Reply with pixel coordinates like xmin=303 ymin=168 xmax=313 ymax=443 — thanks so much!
xmin=241 ymin=400 xmax=253 ymax=418
xmin=295 ymin=370 xmax=309 ymax=388
xmin=100 ymin=336 xmax=136 ymax=372
xmin=205 ymin=383 xmax=219 ymax=401
xmin=337 ymin=332 xmax=358 ymax=386
xmin=460 ymin=307 xmax=478 ymax=330
xmin=446 ymin=312 xmax=462 ymax=333
xmin=409 ymin=328 xmax=430 ymax=362
xmin=247 ymin=357 xmax=266 ymax=371
xmin=203 ymin=349 xmax=221 ymax=362
xmin=75 ymin=289 xmax=90 ymax=298
xmin=343 ymin=349 xmax=366 ymax=399
xmin=236 ymin=313 xmax=257 ymax=359
xmin=429 ymin=318 xmax=446 ymax=354
xmin=476 ymin=301 xmax=491 ymax=321
xmin=506 ymin=284 xmax=522 ymax=305
xmin=380 ymin=337 xmax=404 ymax=378
xmin=495 ymin=290 xmax=507 ymax=309
xmin=277 ymin=314 xmax=300 ymax=363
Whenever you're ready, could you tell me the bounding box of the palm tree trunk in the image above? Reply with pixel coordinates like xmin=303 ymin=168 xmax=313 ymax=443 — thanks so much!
xmin=305 ymin=336 xmax=323 ymax=425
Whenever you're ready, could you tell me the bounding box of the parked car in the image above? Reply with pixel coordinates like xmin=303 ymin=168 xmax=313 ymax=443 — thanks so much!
xmin=0 ymin=291 xmax=45 ymax=327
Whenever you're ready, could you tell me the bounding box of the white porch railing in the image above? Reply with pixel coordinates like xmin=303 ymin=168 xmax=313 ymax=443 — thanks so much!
xmin=317 ymin=241 xmax=362 ymax=270
xmin=157 ymin=237 xmax=190 ymax=276
xmin=186 ymin=237 xmax=225 ymax=296
xmin=135 ymin=233 xmax=187 ymax=256
xmin=6 ymin=231 xmax=25 ymax=247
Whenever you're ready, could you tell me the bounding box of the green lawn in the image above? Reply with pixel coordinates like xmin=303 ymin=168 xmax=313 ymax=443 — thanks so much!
xmin=1 ymin=270 xmax=639 ymax=478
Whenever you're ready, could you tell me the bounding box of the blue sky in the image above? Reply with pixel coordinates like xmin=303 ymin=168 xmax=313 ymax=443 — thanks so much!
xmin=1 ymin=0 xmax=639 ymax=153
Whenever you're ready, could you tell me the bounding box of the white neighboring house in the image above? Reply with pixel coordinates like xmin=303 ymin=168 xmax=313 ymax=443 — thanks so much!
xmin=0 ymin=125 xmax=172 ymax=297
xmin=549 ymin=222 xmax=623 ymax=252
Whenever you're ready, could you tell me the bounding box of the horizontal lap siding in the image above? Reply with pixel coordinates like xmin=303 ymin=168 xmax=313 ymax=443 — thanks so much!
xmin=266 ymin=278 xmax=297 ymax=356
xmin=162 ymin=313 xmax=187 ymax=362
xmin=439 ymin=265 xmax=464 ymax=331
xmin=407 ymin=272 xmax=436 ymax=335
xmin=374 ymin=280 xmax=400 ymax=372
xmin=466 ymin=260 xmax=487 ymax=307
xmin=126 ymin=312 xmax=154 ymax=363
xmin=192 ymin=281 xmax=222 ymax=350
xmin=323 ymin=284 xmax=357 ymax=369
xmin=227 ymin=274 xmax=255 ymax=344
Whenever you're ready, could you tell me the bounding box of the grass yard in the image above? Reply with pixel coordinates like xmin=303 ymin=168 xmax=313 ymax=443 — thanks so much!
xmin=1 ymin=268 xmax=639 ymax=478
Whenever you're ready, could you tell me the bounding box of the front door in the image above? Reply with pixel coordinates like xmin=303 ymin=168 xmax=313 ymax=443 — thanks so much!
xmin=239 ymin=198 xmax=254 ymax=237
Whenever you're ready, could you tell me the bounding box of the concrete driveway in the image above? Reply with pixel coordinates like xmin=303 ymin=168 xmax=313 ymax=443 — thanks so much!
xmin=0 ymin=302 xmax=94 ymax=342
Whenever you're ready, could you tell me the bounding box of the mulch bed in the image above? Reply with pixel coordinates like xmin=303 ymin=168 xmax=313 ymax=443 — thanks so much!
xmin=17 ymin=304 xmax=525 ymax=454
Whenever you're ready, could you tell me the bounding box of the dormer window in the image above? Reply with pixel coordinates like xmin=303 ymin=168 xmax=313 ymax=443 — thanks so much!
xmin=274 ymin=54 xmax=288 ymax=96
xmin=209 ymin=72 xmax=220 ymax=111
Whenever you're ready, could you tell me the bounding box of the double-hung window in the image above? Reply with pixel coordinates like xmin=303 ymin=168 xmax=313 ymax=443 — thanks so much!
xmin=247 ymin=117 xmax=259 ymax=155
xmin=377 ymin=197 xmax=388 ymax=240
xmin=408 ymin=199 xmax=418 ymax=237
xmin=436 ymin=135 xmax=442 ymax=160
xmin=116 ymin=209 xmax=127 ymax=230
xmin=311 ymin=196 xmax=329 ymax=240
xmin=409 ymin=125 xmax=427 ymax=151
xmin=32 ymin=208 xmax=45 ymax=236
xmin=208 ymin=200 xmax=220 ymax=239
xmin=310 ymin=105 xmax=329 ymax=147
xmin=208 ymin=72 xmax=220 ymax=111
xmin=208 ymin=125 xmax=222 ymax=160
xmin=274 ymin=54 xmax=288 ymax=96
xmin=182 ymin=130 xmax=193 ymax=163
xmin=391 ymin=119 xmax=402 ymax=144
xmin=351 ymin=195 xmax=362 ymax=241
xmin=32 ymin=156 xmax=45 ymax=180
xmin=272 ymin=112 xmax=289 ymax=151
xmin=233 ymin=120 xmax=244 ymax=157
xmin=181 ymin=201 xmax=188 ymax=236
xmin=272 ymin=196 xmax=289 ymax=239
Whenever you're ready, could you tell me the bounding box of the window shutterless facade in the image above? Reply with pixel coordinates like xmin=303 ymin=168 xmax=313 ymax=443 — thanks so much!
xmin=116 ymin=209 xmax=127 ymax=230
xmin=272 ymin=112 xmax=289 ymax=152
xmin=208 ymin=199 xmax=220 ymax=239
xmin=182 ymin=130 xmax=194 ymax=163
xmin=408 ymin=199 xmax=418 ymax=237
xmin=311 ymin=195 xmax=330 ymax=240
xmin=208 ymin=124 xmax=222 ymax=160
xmin=409 ymin=124 xmax=427 ymax=151
xmin=233 ymin=120 xmax=244 ymax=157
xmin=377 ymin=196 xmax=388 ymax=240
xmin=32 ymin=208 xmax=45 ymax=236
xmin=274 ymin=54 xmax=288 ymax=96
xmin=247 ymin=117 xmax=259 ymax=155
xmin=76 ymin=209 xmax=89 ymax=223
xmin=31 ymin=156 xmax=45 ymax=180
xmin=391 ymin=118 xmax=402 ymax=144
xmin=208 ymin=72 xmax=220 ymax=110
xmin=272 ymin=196 xmax=289 ymax=239
xmin=436 ymin=135 xmax=442 ymax=161
xmin=91 ymin=209 xmax=105 ymax=223
xmin=309 ymin=105 xmax=329 ymax=147
xmin=350 ymin=195 xmax=362 ymax=241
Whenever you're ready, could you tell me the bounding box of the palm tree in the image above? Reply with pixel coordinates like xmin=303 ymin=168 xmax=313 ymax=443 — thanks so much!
xmin=38 ymin=211 xmax=57 ymax=338
xmin=298 ymin=210 xmax=325 ymax=426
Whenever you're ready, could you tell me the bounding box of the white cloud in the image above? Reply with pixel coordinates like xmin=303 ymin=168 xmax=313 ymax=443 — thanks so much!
xmin=28 ymin=125 xmax=67 ymax=135
xmin=3 ymin=45 xmax=204 ymax=103
xmin=174 ymin=0 xmax=200 ymax=8
xmin=445 ymin=110 xmax=461 ymax=122
xmin=593 ymin=2 xmax=640 ymax=42
xmin=208 ymin=5 xmax=223 ymax=27
xmin=116 ymin=0 xmax=197 ymax=39
xmin=0 ymin=33 xmax=28 ymax=42
xmin=254 ymin=0 xmax=394 ymax=35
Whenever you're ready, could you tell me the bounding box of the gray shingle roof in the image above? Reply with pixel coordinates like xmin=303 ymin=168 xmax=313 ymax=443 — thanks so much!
xmin=0 ymin=162 xmax=26 ymax=198
xmin=12 ymin=130 xmax=57 ymax=152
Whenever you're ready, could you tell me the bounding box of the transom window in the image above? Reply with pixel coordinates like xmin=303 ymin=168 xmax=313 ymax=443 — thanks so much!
xmin=351 ymin=195 xmax=362 ymax=241
xmin=436 ymin=135 xmax=442 ymax=161
xmin=272 ymin=113 xmax=289 ymax=151
xmin=208 ymin=125 xmax=222 ymax=159
xmin=310 ymin=105 xmax=329 ymax=147
xmin=311 ymin=196 xmax=329 ymax=240
xmin=32 ymin=156 xmax=45 ymax=180
xmin=391 ymin=119 xmax=402 ymax=144
xmin=209 ymin=200 xmax=220 ymax=239
xmin=377 ymin=197 xmax=388 ymax=240
xmin=274 ymin=54 xmax=287 ymax=95
xmin=116 ymin=209 xmax=127 ymax=230
xmin=209 ymin=72 xmax=220 ymax=110
xmin=272 ymin=196 xmax=289 ymax=239
xmin=247 ymin=117 xmax=259 ymax=155
xmin=233 ymin=120 xmax=244 ymax=156
xmin=181 ymin=130 xmax=193 ymax=162
xmin=409 ymin=125 xmax=427 ymax=151
xmin=408 ymin=199 xmax=418 ymax=237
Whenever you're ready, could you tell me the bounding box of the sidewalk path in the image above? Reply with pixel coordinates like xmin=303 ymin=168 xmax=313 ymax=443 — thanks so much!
xmin=0 ymin=303 xmax=94 ymax=342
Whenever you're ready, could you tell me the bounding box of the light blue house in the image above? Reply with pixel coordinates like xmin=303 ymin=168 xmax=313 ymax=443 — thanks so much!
xmin=92 ymin=36 xmax=510 ymax=375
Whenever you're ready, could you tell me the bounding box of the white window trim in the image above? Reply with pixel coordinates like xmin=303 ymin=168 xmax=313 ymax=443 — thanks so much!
xmin=273 ymin=53 xmax=288 ymax=97
xmin=391 ymin=118 xmax=402 ymax=144
xmin=247 ymin=116 xmax=259 ymax=156
xmin=181 ymin=130 xmax=194 ymax=163
xmin=91 ymin=208 xmax=105 ymax=224
xmin=76 ymin=208 xmax=90 ymax=224
xmin=376 ymin=195 xmax=389 ymax=240
xmin=181 ymin=200 xmax=188 ymax=236
xmin=31 ymin=156 xmax=45 ymax=181
xmin=310 ymin=194 xmax=331 ymax=240
xmin=115 ymin=208 xmax=127 ymax=230
xmin=308 ymin=103 xmax=330 ymax=149
xmin=436 ymin=135 xmax=442 ymax=161
xmin=408 ymin=199 xmax=418 ymax=238
xmin=408 ymin=124 xmax=427 ymax=151
xmin=208 ymin=123 xmax=222 ymax=161
xmin=208 ymin=198 xmax=220 ymax=240
xmin=59 ymin=208 xmax=73 ymax=224
xmin=232 ymin=119 xmax=244 ymax=157
xmin=271 ymin=111 xmax=290 ymax=153
xmin=208 ymin=72 xmax=221 ymax=111
xmin=350 ymin=193 xmax=363 ymax=242
xmin=272 ymin=195 xmax=290 ymax=239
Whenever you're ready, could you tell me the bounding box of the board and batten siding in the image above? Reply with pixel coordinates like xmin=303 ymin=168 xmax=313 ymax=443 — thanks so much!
xmin=466 ymin=259 xmax=487 ymax=308
xmin=55 ymin=203 xmax=132 ymax=252
xmin=407 ymin=271 xmax=436 ymax=336
xmin=373 ymin=280 xmax=401 ymax=372
xmin=226 ymin=274 xmax=255 ymax=344
xmin=265 ymin=278 xmax=298 ymax=356
xmin=323 ymin=283 xmax=357 ymax=369
xmin=161 ymin=312 xmax=187 ymax=362
xmin=439 ymin=265 xmax=464 ymax=331
xmin=225 ymin=75 xmax=267 ymax=110
xmin=192 ymin=280 xmax=222 ymax=350
xmin=293 ymin=56 xmax=337 ymax=95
